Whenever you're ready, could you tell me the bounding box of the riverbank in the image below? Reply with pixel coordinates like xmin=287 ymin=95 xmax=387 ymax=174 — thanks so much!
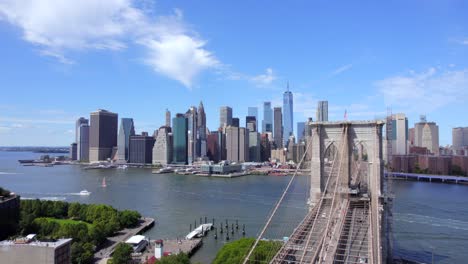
xmin=94 ymin=217 xmax=155 ymax=263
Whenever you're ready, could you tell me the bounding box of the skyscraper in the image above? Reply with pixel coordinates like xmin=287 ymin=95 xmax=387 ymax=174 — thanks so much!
xmin=117 ymin=118 xmax=135 ymax=162
xmin=246 ymin=116 xmax=257 ymax=132
xmin=249 ymin=131 xmax=261 ymax=162
xmin=226 ymin=126 xmax=240 ymax=162
xmin=390 ymin=113 xmax=409 ymax=155
xmin=89 ymin=109 xmax=118 ymax=162
xmin=220 ymin=106 xmax=233 ymax=128
xmin=453 ymin=127 xmax=468 ymax=151
xmin=414 ymin=116 xmax=439 ymax=155
xmin=128 ymin=134 xmax=155 ymax=164
xmin=316 ymin=101 xmax=329 ymax=122
xmin=197 ymin=101 xmax=207 ymax=158
xmin=165 ymin=109 xmax=171 ymax=127
xmin=74 ymin=117 xmax=88 ymax=160
xmin=283 ymin=84 xmax=294 ymax=146
xmin=263 ymin=102 xmax=273 ymax=132
xmin=248 ymin=107 xmax=258 ymax=124
xmin=173 ymin=114 xmax=188 ymax=164
xmin=232 ymin=118 xmax=240 ymax=128
xmin=274 ymin=107 xmax=283 ymax=148
xmin=77 ymin=124 xmax=89 ymax=162
xmin=297 ymin=122 xmax=305 ymax=142
xmin=76 ymin=117 xmax=88 ymax=143
xmin=152 ymin=126 xmax=173 ymax=165
xmin=185 ymin=106 xmax=198 ymax=164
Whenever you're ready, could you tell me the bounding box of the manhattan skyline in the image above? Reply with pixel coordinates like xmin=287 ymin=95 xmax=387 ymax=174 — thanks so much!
xmin=0 ymin=1 xmax=467 ymax=146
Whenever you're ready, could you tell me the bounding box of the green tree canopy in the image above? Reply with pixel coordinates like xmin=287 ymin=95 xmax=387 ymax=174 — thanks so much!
xmin=111 ymin=242 xmax=133 ymax=264
xmin=213 ymin=238 xmax=282 ymax=264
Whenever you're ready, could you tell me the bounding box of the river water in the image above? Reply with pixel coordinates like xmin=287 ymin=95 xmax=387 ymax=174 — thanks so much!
xmin=0 ymin=151 xmax=467 ymax=263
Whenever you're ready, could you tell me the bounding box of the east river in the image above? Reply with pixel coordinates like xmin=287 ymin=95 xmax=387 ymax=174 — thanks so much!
xmin=1 ymin=151 xmax=467 ymax=263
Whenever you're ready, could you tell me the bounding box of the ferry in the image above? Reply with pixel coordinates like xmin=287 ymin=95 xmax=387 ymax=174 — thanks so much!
xmin=79 ymin=190 xmax=91 ymax=196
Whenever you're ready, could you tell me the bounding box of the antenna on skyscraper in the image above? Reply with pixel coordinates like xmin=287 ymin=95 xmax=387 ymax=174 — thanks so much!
xmin=287 ymin=80 xmax=289 ymax=91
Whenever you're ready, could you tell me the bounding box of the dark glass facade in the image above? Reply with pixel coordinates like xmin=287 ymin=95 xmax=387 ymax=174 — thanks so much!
xmin=173 ymin=114 xmax=188 ymax=164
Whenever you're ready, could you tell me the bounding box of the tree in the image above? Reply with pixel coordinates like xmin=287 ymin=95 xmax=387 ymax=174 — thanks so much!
xmin=111 ymin=242 xmax=133 ymax=264
xmin=213 ymin=238 xmax=281 ymax=264
xmin=158 ymin=253 xmax=191 ymax=264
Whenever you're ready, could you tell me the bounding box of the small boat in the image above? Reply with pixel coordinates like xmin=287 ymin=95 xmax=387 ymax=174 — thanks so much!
xmin=102 ymin=177 xmax=107 ymax=188
xmin=79 ymin=190 xmax=91 ymax=196
xmin=117 ymin=165 xmax=128 ymax=169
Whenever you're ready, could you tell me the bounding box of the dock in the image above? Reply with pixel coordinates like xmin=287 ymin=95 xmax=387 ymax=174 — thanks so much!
xmin=386 ymin=172 xmax=468 ymax=184
xmin=140 ymin=238 xmax=202 ymax=261
xmin=94 ymin=217 xmax=155 ymax=263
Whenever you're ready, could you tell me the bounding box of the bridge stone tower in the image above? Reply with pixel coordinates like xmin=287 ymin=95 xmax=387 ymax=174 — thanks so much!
xmin=309 ymin=121 xmax=384 ymax=204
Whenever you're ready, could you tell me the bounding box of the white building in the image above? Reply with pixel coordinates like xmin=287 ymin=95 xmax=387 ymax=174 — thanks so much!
xmin=390 ymin=113 xmax=409 ymax=155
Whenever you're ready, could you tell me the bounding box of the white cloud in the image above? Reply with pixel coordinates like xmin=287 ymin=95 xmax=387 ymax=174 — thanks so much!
xmin=139 ymin=34 xmax=219 ymax=88
xmin=0 ymin=1 xmax=219 ymax=88
xmin=251 ymin=68 xmax=277 ymax=86
xmin=375 ymin=68 xmax=468 ymax=113
xmin=330 ymin=64 xmax=353 ymax=77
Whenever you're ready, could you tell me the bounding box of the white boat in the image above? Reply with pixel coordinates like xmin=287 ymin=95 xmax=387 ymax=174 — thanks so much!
xmin=102 ymin=177 xmax=107 ymax=188
xmin=117 ymin=165 xmax=128 ymax=169
xmin=79 ymin=190 xmax=91 ymax=196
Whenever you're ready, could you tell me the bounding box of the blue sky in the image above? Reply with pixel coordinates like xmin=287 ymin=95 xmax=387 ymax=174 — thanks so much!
xmin=0 ymin=0 xmax=467 ymax=146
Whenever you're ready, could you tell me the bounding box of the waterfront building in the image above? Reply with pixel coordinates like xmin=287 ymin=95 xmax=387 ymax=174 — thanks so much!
xmin=260 ymin=133 xmax=271 ymax=161
xmin=239 ymin=127 xmax=249 ymax=162
xmin=274 ymin=107 xmax=283 ymax=148
xmin=77 ymin=124 xmax=89 ymax=162
xmin=249 ymin=131 xmax=261 ymax=162
xmin=197 ymin=101 xmax=207 ymax=158
xmin=117 ymin=118 xmax=135 ymax=162
xmin=165 ymin=109 xmax=171 ymax=127
xmin=129 ymin=133 xmax=155 ymax=164
xmin=69 ymin=143 xmax=77 ymax=160
xmin=207 ymin=133 xmax=220 ymax=163
xmin=226 ymin=126 xmax=240 ymax=162
xmin=89 ymin=109 xmax=118 ymax=162
xmin=414 ymin=116 xmax=439 ymax=155
xmin=248 ymin=107 xmax=258 ymax=123
xmin=152 ymin=126 xmax=173 ymax=165
xmin=283 ymin=84 xmax=294 ymax=147
xmin=390 ymin=113 xmax=409 ymax=155
xmin=220 ymin=106 xmax=233 ymax=128
xmin=246 ymin=116 xmax=257 ymax=132
xmin=0 ymin=238 xmax=72 ymax=264
xmin=297 ymin=122 xmax=305 ymax=142
xmin=232 ymin=117 xmax=240 ymax=128
xmin=185 ymin=106 xmax=198 ymax=164
xmin=201 ymin=162 xmax=242 ymax=175
xmin=173 ymin=114 xmax=188 ymax=164
xmin=316 ymin=101 xmax=328 ymax=122
xmin=0 ymin=192 xmax=20 ymax=241
xmin=271 ymin=149 xmax=287 ymax=163
xmin=453 ymin=127 xmax=468 ymax=151
xmin=218 ymin=128 xmax=226 ymax=161
xmin=287 ymin=134 xmax=296 ymax=161
xmin=74 ymin=117 xmax=88 ymax=160
xmin=262 ymin=102 xmax=273 ymax=132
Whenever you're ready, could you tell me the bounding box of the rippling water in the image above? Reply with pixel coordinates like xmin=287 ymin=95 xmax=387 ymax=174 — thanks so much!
xmin=1 ymin=151 xmax=467 ymax=263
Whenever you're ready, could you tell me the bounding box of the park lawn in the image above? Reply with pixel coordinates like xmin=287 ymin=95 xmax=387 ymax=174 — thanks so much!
xmin=36 ymin=217 xmax=93 ymax=228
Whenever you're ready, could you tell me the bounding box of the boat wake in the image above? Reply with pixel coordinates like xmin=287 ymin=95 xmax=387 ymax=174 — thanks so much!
xmin=0 ymin=172 xmax=22 ymax=175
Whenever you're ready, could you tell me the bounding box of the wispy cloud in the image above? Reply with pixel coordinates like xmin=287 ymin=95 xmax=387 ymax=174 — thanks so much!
xmin=250 ymin=68 xmax=277 ymax=86
xmin=330 ymin=63 xmax=353 ymax=77
xmin=375 ymin=67 xmax=468 ymax=113
xmin=0 ymin=1 xmax=219 ymax=88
